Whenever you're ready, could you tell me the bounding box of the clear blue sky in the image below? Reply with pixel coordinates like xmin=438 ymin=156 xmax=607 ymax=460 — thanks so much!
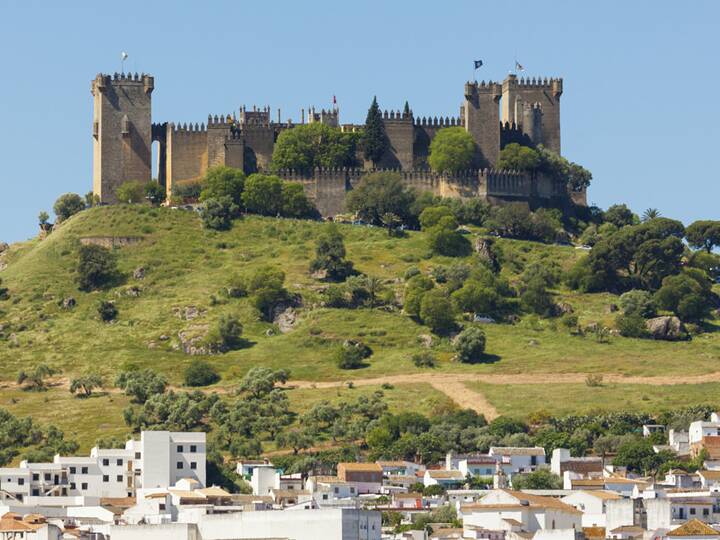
xmin=1 ymin=0 xmax=718 ymax=243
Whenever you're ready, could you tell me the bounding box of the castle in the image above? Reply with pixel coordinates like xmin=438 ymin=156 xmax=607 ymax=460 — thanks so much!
xmin=91 ymin=72 xmax=584 ymax=216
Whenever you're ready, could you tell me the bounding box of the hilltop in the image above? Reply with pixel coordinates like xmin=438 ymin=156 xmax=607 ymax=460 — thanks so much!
xmin=1 ymin=205 xmax=719 ymax=451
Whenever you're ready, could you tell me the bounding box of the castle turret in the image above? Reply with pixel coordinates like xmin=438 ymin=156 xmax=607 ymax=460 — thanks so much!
xmin=91 ymin=73 xmax=154 ymax=203
xmin=463 ymin=80 xmax=502 ymax=167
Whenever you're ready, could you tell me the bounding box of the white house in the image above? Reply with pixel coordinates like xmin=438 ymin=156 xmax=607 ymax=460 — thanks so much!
xmin=0 ymin=512 xmax=63 ymax=539
xmin=689 ymin=421 xmax=720 ymax=445
xmin=424 ymin=470 xmax=465 ymax=488
xmin=459 ymin=457 xmax=498 ymax=478
xmin=488 ymin=447 xmax=546 ymax=475
xmin=698 ymin=470 xmax=720 ymax=490
xmin=561 ymin=490 xmax=622 ymax=527
xmin=666 ymin=518 xmax=720 ymax=540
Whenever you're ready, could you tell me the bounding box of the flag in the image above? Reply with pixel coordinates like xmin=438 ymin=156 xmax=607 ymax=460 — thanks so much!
xmin=515 ymin=61 xmax=525 ymax=72
xmin=333 ymin=95 xmax=337 ymax=105
xmin=474 ymin=60 xmax=483 ymax=69
xmin=121 ymin=52 xmax=128 ymax=60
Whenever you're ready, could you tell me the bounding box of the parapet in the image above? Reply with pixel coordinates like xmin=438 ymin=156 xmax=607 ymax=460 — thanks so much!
xmin=91 ymin=73 xmax=154 ymax=95
xmin=207 ymin=114 xmax=234 ymax=128
xmin=414 ymin=116 xmax=462 ymax=128
xmin=171 ymin=122 xmax=208 ymax=134
xmin=465 ymin=80 xmax=502 ymax=99
xmin=504 ymin=74 xmax=562 ymax=97
xmin=382 ymin=109 xmax=413 ymax=121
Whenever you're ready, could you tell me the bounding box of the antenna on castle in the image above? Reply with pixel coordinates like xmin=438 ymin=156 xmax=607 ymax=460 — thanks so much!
xmin=121 ymin=52 xmax=128 ymax=74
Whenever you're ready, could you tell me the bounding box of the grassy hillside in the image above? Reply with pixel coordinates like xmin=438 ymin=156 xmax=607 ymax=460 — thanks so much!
xmin=1 ymin=205 xmax=719 ymax=451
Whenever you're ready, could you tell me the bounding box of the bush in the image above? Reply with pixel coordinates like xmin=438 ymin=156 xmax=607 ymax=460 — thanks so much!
xmin=619 ymin=290 xmax=656 ymax=318
xmin=200 ymin=166 xmax=245 ymax=206
xmin=336 ymin=341 xmax=372 ymax=369
xmin=520 ymin=276 xmax=555 ymax=317
xmin=210 ymin=315 xmax=244 ymax=351
xmin=655 ymin=269 xmax=713 ymax=322
xmin=345 ymin=172 xmax=416 ymax=227
xmin=428 ymin=127 xmax=475 ymax=173
xmin=419 ymin=290 xmax=456 ymax=334
xmin=486 ymin=204 xmax=559 ymax=243
xmin=419 ymin=206 xmax=454 ymax=230
xmin=454 ymin=326 xmax=486 ymax=363
xmin=144 ymin=182 xmax=166 ymax=205
xmin=77 ymin=244 xmax=118 ymax=291
xmin=310 ymin=224 xmax=355 ymax=280
xmin=171 ymin=181 xmax=203 ymax=203
xmin=97 ymin=300 xmax=118 ymax=322
xmin=496 ymin=143 xmax=541 ymax=171
xmin=201 ymin=196 xmax=239 ymax=230
xmin=115 ymin=369 xmax=167 ymax=403
xmin=242 ymin=174 xmax=283 ymax=216
xmin=53 ymin=193 xmax=85 ymax=221
xmin=246 ymin=266 xmax=290 ymax=321
xmin=426 ymin=215 xmax=471 ymax=257
xmin=115 ymin=181 xmax=145 ymax=203
xmin=272 ymin=123 xmax=359 ymax=172
xmin=404 ymin=275 xmax=434 ymax=317
xmin=281 ymin=182 xmax=317 ymax=218
xmin=411 ymin=351 xmax=436 ymax=368
xmin=615 ymin=314 xmax=648 ymax=338
xmin=184 ymin=360 xmax=221 ymax=387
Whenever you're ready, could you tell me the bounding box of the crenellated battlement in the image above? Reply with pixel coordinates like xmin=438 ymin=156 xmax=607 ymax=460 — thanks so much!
xmin=515 ymin=76 xmax=562 ymax=88
xmin=207 ymin=114 xmax=234 ymax=128
xmin=171 ymin=122 xmax=208 ymax=134
xmin=382 ymin=109 xmax=413 ymax=121
xmin=414 ymin=116 xmax=462 ymax=127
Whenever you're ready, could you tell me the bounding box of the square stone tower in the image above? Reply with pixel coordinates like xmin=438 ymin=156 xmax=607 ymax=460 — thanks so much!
xmin=92 ymin=73 xmax=154 ymax=203
xmin=463 ymin=81 xmax=502 ymax=168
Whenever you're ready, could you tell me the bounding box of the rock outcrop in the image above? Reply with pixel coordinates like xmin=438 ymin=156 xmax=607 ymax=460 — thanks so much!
xmin=645 ymin=316 xmax=688 ymax=341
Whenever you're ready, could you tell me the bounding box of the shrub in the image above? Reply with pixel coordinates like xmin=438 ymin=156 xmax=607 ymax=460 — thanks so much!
xmin=345 ymin=172 xmax=416 ymax=227
xmin=419 ymin=290 xmax=456 ymax=334
xmin=200 ymin=166 xmax=245 ymax=206
xmin=246 ymin=266 xmax=289 ymax=321
xmin=115 ymin=369 xmax=167 ymax=403
xmin=615 ymin=314 xmax=648 ymax=338
xmin=201 ymin=196 xmax=239 ymax=230
xmin=496 ymin=143 xmax=541 ymax=171
xmin=272 ymin=123 xmax=360 ymax=172
xmin=210 ymin=315 xmax=244 ymax=351
xmin=310 ymin=224 xmax=354 ymax=280
xmin=242 ymin=174 xmax=283 ymax=216
xmin=454 ymin=326 xmax=486 ymax=363
xmin=520 ymin=276 xmax=555 ymax=317
xmin=171 ymin=181 xmax=203 ymax=203
xmin=428 ymin=127 xmax=475 ymax=173
xmin=184 ymin=360 xmax=221 ymax=387
xmin=97 ymin=300 xmax=118 ymax=322
xmin=411 ymin=351 xmax=437 ymax=368
xmin=585 ymin=374 xmax=604 ymax=387
xmin=225 ymin=274 xmax=247 ymax=298
xmin=144 ymin=182 xmax=166 ymax=205
xmin=404 ymin=266 xmax=421 ymax=280
xmin=336 ymin=341 xmax=372 ymax=369
xmin=419 ymin=205 xmax=455 ymax=230
xmin=17 ymin=364 xmax=58 ymax=391
xmin=281 ymin=182 xmax=317 ymax=218
xmin=115 ymin=180 xmax=145 ymax=203
xmin=53 ymin=193 xmax=85 ymax=221
xmin=426 ymin=215 xmax=471 ymax=257
xmin=404 ymin=275 xmax=434 ymax=317
xmin=655 ymin=269 xmax=713 ymax=322
xmin=485 ymin=204 xmax=559 ymax=243
xmin=619 ymin=290 xmax=656 ymax=318
xmin=77 ymin=244 xmax=118 ymax=291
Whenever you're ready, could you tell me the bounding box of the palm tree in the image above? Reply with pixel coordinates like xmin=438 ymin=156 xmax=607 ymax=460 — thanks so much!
xmin=642 ymin=208 xmax=661 ymax=222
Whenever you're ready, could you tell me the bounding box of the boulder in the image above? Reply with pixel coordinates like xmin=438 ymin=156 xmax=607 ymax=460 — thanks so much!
xmin=310 ymin=268 xmax=328 ymax=280
xmin=474 ymin=237 xmax=500 ymax=272
xmin=133 ymin=267 xmax=146 ymax=280
xmin=607 ymin=304 xmax=619 ymax=313
xmin=178 ymin=324 xmax=211 ymax=355
xmin=159 ymin=334 xmax=169 ymax=341
xmin=61 ymin=297 xmax=76 ymax=309
xmin=0 ymin=242 xmax=8 ymax=253
xmin=274 ymin=307 xmax=297 ymax=334
xmin=556 ymin=302 xmax=574 ymax=315
xmin=173 ymin=305 xmax=205 ymax=321
xmin=645 ymin=316 xmax=688 ymax=341
xmin=126 ymin=286 xmax=141 ymax=297
xmin=417 ymin=334 xmax=433 ymax=348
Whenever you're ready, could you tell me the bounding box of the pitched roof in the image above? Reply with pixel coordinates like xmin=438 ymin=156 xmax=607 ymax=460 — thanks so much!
xmin=196 ymin=486 xmax=231 ymax=498
xmin=584 ymin=490 xmax=623 ymax=500
xmin=610 ymin=525 xmax=645 ymax=535
xmin=501 ymin=489 xmax=582 ymax=514
xmin=0 ymin=514 xmax=43 ymax=533
xmin=427 ymin=470 xmax=464 ymax=479
xmin=667 ymin=519 xmax=720 ymax=537
xmin=584 ymin=527 xmax=606 ymax=540
xmin=337 ymin=462 xmax=383 ymax=472
xmin=490 ymin=447 xmax=545 ymax=456
xmin=699 ymin=470 xmax=720 ymax=480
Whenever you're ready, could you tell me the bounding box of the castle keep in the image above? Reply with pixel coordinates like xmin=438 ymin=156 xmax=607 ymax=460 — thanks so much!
xmin=91 ymin=72 xmax=582 ymax=214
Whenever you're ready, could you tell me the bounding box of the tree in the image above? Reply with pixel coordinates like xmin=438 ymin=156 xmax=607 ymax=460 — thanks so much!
xmin=281 ymin=182 xmax=317 ymax=218
xmin=238 ymin=367 xmax=289 ymax=399
xmin=520 ymin=276 xmax=555 ymax=316
xmin=604 ymin=204 xmax=637 ymax=228
xmin=336 ymin=341 xmax=372 ymax=369
xmin=144 ymin=182 xmax=166 ymax=205
xmin=686 ymin=220 xmax=720 ymax=253
xmin=419 ymin=290 xmax=456 ymax=334
xmin=184 ymin=360 xmax=221 ymax=387
xmin=496 ymin=143 xmax=540 ymax=171
xmin=310 ymin=224 xmax=355 ymax=280
xmin=427 ymin=215 xmax=471 ymax=257
xmin=454 ymin=326 xmax=486 ymax=363
xmin=537 ymin=146 xmax=592 ymax=192
xmin=428 ymin=127 xmax=475 ymax=173
xmin=97 ymin=300 xmax=118 ymax=322
xmin=208 ymin=314 xmax=244 ymax=351
xmin=613 ymin=437 xmax=663 ymax=474
xmin=53 ymin=193 xmax=85 ymax=221
xmin=277 ymin=428 xmax=313 ymax=455
xmin=38 ymin=211 xmax=49 ymax=226
xmin=17 ymin=364 xmax=58 ymax=391
xmin=619 ymin=290 xmax=656 ymax=318
xmin=201 ymin=196 xmax=239 ymax=230
xmin=485 ymin=204 xmax=559 ymax=243
xmin=69 ymin=373 xmax=103 ymax=398
xmin=642 ymin=208 xmax=661 ymax=222
xmin=655 ymin=269 xmax=713 ymax=322
xmin=511 ymin=469 xmax=562 ymax=489
xmin=115 ymin=181 xmax=145 ymax=203
xmin=242 ymin=174 xmax=283 ymax=216
xmin=200 ymin=166 xmax=245 ymax=206
xmin=77 ymin=244 xmax=118 ymax=291
xmin=363 ymin=96 xmax=388 ymax=165
xmin=419 ymin=206 xmax=455 ymax=230
xmin=404 ymin=275 xmax=435 ymax=317
xmin=246 ymin=266 xmax=289 ymax=321
xmin=345 ymin=172 xmax=416 ymax=226
xmin=115 ymin=369 xmax=168 ymax=403
xmin=271 ymin=123 xmax=359 ymax=173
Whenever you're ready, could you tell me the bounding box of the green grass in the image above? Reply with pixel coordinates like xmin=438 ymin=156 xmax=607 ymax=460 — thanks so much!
xmin=469 ymin=381 xmax=720 ymax=418
xmin=1 ymin=205 xmax=720 ymax=445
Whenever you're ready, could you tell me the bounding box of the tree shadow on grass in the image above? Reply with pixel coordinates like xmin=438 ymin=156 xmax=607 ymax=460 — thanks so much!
xmin=461 ymin=353 xmax=502 ymax=365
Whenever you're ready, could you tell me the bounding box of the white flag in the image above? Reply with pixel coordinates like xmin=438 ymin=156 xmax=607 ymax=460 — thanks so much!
xmin=515 ymin=61 xmax=525 ymax=72
xmin=121 ymin=52 xmax=128 ymax=60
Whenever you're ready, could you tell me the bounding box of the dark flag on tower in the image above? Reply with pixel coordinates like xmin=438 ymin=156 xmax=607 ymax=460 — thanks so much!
xmin=474 ymin=60 xmax=483 ymax=69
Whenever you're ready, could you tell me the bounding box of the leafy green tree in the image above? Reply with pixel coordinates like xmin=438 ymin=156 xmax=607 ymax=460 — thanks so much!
xmin=537 ymin=145 xmax=592 ymax=192
xmin=69 ymin=373 xmax=103 ymax=398
xmin=487 ymin=416 xmax=528 ymax=437
xmin=272 ymin=123 xmax=359 ymax=173
xmin=276 ymin=428 xmax=313 ymax=454
xmin=184 ymin=360 xmax=221 ymax=387
xmin=428 ymin=127 xmax=475 ymax=173
xmin=454 ymin=326 xmax=486 ymax=363
xmin=427 ymin=215 xmax=471 ymax=256
xmin=246 ymin=266 xmax=290 ymax=321
xmin=404 ymin=275 xmax=434 ymax=317
xmin=17 ymin=364 xmax=58 ymax=391
xmin=520 ymin=276 xmax=555 ymax=316
xmin=171 ymin=181 xmax=203 ymax=203
xmin=85 ymin=191 xmax=100 ymax=207
xmin=686 ymin=220 xmax=720 ymax=253
xmin=613 ymin=437 xmax=664 ymax=474
xmin=237 ymin=367 xmax=289 ymax=399
xmin=345 ymin=172 xmax=416 ymax=226
xmin=688 ymin=251 xmax=720 ymax=282
xmin=485 ymin=204 xmax=559 ymax=243
xmin=419 ymin=289 xmax=456 ymax=334
xmin=77 ymin=244 xmax=118 ymax=291
xmin=615 ymin=313 xmax=648 ymax=338
xmin=496 ymin=143 xmax=541 ymax=171
xmin=419 ymin=205 xmax=455 ymax=230
xmin=200 ymin=166 xmax=245 ymax=206
xmin=208 ymin=314 xmax=244 ymax=351
xmin=619 ymin=290 xmax=656 ymax=318
xmin=310 ymin=224 xmax=355 ymax=280
xmin=242 ymin=174 xmax=283 ymax=215
xmin=335 ymin=341 xmax=372 ymax=369
xmin=124 ymin=390 xmax=217 ymax=432
xmin=511 ymin=469 xmax=562 ymax=489
xmin=201 ymin=196 xmax=239 ymax=230
xmin=97 ymin=300 xmax=118 ymax=322
xmin=281 ymin=182 xmax=317 ymax=218
xmin=38 ymin=211 xmax=49 ymax=226
xmin=144 ymin=182 xmax=166 ymax=205
xmin=53 ymin=193 xmax=85 ymax=221
xmin=655 ymin=269 xmax=713 ymax=322
xmin=604 ymin=204 xmax=638 ymax=228
xmin=115 ymin=181 xmax=145 ymax=203
xmin=363 ymin=96 xmax=388 ymax=166
xmin=115 ymin=369 xmax=168 ymax=404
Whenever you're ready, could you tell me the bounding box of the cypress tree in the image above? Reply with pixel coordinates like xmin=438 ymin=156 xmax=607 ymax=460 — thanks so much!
xmin=403 ymin=100 xmax=411 ymax=117
xmin=363 ymin=96 xmax=388 ymax=166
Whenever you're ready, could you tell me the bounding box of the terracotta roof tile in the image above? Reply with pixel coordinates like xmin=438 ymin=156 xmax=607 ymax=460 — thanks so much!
xmin=667 ymin=519 xmax=719 ymax=537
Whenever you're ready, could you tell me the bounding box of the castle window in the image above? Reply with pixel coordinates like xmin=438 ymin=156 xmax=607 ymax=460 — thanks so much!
xmin=121 ymin=115 xmax=130 ymax=135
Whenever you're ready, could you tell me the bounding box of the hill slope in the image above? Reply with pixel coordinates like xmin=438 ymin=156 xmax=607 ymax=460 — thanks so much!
xmin=1 ymin=205 xmax=719 ymax=450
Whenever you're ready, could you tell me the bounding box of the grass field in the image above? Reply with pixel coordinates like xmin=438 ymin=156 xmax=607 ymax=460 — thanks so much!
xmin=1 ymin=205 xmax=719 ymax=445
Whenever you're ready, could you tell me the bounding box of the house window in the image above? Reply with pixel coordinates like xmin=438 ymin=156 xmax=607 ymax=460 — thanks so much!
xmin=190 ymin=462 xmax=197 ymax=470
xmin=18 ymin=478 xmax=24 ymax=486
xmin=323 ymin=494 xmax=328 ymax=500
xmin=177 ymin=445 xmax=184 ymax=452
xmin=32 ymin=474 xmax=39 ymax=481
xmin=703 ymin=508 xmax=710 ymax=516
xmin=177 ymin=462 xmax=184 ymax=469
xmin=69 ymin=467 xmax=76 ymax=474
xmin=159 ymin=503 xmax=166 ymax=510
xmin=117 ymin=475 xmax=123 ymax=482
xmin=117 ymin=459 xmax=123 ymax=466
xmin=32 ymin=489 xmax=39 ymax=496
xmin=135 ymin=452 xmax=141 ymax=459
xmin=102 ymin=459 xmax=109 ymax=466
xmin=190 ymin=445 xmax=197 ymax=453
xmin=103 ymin=475 xmax=109 ymax=482
xmin=350 ymin=487 xmax=355 ymax=493
xmin=44 ymin=473 xmax=51 ymax=481
xmin=334 ymin=487 xmax=339 ymax=494
xmin=690 ymin=508 xmax=696 ymax=515
xmin=81 ymin=483 xmax=88 ymax=490
xmin=81 ymin=467 xmax=88 ymax=474
xmin=70 ymin=483 xmax=76 ymax=489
